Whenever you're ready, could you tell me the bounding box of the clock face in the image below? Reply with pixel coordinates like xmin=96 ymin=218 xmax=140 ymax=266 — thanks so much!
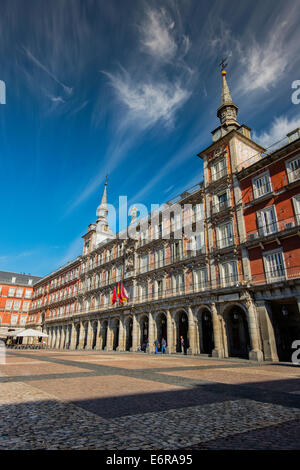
xmin=212 ymin=129 xmax=221 ymax=142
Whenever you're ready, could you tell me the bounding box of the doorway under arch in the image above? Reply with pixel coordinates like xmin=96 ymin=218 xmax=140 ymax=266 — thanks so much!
xmin=112 ymin=319 xmax=120 ymax=351
xmin=125 ymin=317 xmax=133 ymax=351
xmin=101 ymin=321 xmax=108 ymax=350
xmin=225 ymin=306 xmax=250 ymax=358
xmin=156 ymin=313 xmax=167 ymax=347
xmin=140 ymin=315 xmax=149 ymax=349
xmin=177 ymin=311 xmax=188 ymax=352
xmin=201 ymin=310 xmax=214 ymax=355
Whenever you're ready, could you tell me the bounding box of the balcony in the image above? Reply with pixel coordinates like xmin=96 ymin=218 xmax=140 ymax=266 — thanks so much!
xmin=137 ymin=249 xmax=205 ymax=275
xmin=251 ymin=265 xmax=300 ymax=286
xmin=212 ymin=199 xmax=231 ymax=215
xmin=246 ymin=215 xmax=299 ymax=243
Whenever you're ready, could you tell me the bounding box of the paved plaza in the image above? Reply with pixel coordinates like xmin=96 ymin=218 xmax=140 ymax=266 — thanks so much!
xmin=0 ymin=351 xmax=300 ymax=449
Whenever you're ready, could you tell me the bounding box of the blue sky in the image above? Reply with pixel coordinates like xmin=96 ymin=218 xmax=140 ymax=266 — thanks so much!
xmin=0 ymin=0 xmax=299 ymax=276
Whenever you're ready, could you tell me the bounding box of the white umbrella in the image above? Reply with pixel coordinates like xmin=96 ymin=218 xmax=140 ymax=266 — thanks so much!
xmin=15 ymin=329 xmax=48 ymax=337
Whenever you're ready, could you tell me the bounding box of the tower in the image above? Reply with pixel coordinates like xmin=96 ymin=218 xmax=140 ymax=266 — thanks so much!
xmin=82 ymin=178 xmax=115 ymax=255
xmin=95 ymin=178 xmax=115 ymax=245
xmin=211 ymin=63 xmax=240 ymax=143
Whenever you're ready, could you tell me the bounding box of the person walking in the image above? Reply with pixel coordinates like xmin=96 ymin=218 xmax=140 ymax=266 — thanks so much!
xmin=180 ymin=335 xmax=187 ymax=355
xmin=154 ymin=339 xmax=159 ymax=354
xmin=161 ymin=337 xmax=167 ymax=354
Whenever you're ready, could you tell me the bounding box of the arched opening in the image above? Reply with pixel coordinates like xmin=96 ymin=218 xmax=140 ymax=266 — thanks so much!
xmin=270 ymin=301 xmax=300 ymax=362
xmin=156 ymin=313 xmax=167 ymax=349
xmin=201 ymin=310 xmax=214 ymax=355
xmin=225 ymin=306 xmax=250 ymax=358
xmin=126 ymin=318 xmax=133 ymax=351
xmin=176 ymin=311 xmax=188 ymax=352
xmin=140 ymin=315 xmax=148 ymax=350
xmin=101 ymin=321 xmax=108 ymax=350
xmin=92 ymin=322 xmax=98 ymax=349
xmin=75 ymin=324 xmax=80 ymax=349
xmin=112 ymin=319 xmax=120 ymax=351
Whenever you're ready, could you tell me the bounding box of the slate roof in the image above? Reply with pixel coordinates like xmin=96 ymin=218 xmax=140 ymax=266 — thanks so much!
xmin=0 ymin=271 xmax=41 ymax=287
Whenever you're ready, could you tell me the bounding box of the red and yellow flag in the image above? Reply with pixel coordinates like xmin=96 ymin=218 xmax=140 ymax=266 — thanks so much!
xmin=112 ymin=286 xmax=117 ymax=305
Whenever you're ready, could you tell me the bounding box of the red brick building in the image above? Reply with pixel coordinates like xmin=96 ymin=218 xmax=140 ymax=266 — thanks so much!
xmin=0 ymin=271 xmax=41 ymax=328
xmin=27 ymin=258 xmax=81 ymax=341
xmin=238 ymin=127 xmax=300 ymax=361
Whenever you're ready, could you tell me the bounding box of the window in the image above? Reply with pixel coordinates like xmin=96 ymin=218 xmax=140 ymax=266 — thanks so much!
xmin=293 ymin=195 xmax=300 ymax=224
xmin=220 ymin=261 xmax=238 ymax=287
xmin=20 ymin=315 xmax=27 ymax=326
xmin=22 ymin=301 xmax=30 ymax=311
xmin=174 ymin=273 xmax=185 ymax=294
xmin=172 ymin=241 xmax=182 ymax=261
xmin=140 ymin=284 xmax=148 ymax=300
xmin=140 ymin=254 xmax=149 ymax=273
xmin=155 ymin=248 xmax=164 ymax=268
xmin=257 ymin=206 xmax=278 ymax=236
xmin=217 ymin=222 xmax=234 ymax=248
xmin=25 ymin=289 xmax=32 ymax=299
xmin=286 ymin=155 xmax=300 ymax=183
xmin=211 ymin=158 xmax=227 ymax=181
xmin=13 ymin=301 xmax=21 ymax=311
xmin=11 ymin=314 xmax=18 ymax=326
xmin=252 ymin=172 xmax=272 ymax=199
xmin=263 ymin=250 xmax=285 ymax=281
xmin=192 ymin=204 xmax=203 ymax=222
xmin=189 ymin=233 xmax=204 ymax=253
xmin=5 ymin=300 xmax=13 ymax=310
xmin=156 ymin=279 xmax=164 ymax=297
xmin=8 ymin=288 xmax=15 ymax=297
xmin=16 ymin=288 xmax=23 ymax=298
xmin=194 ymin=268 xmax=208 ymax=290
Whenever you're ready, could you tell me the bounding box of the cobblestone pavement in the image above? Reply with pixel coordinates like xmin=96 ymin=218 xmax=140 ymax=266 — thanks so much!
xmin=0 ymin=350 xmax=300 ymax=449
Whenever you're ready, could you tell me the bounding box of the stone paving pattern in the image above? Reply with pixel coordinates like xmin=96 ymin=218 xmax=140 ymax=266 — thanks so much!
xmin=0 ymin=351 xmax=300 ymax=449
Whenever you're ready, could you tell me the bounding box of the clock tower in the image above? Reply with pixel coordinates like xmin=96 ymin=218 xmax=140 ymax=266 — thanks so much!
xmin=212 ymin=67 xmax=240 ymax=142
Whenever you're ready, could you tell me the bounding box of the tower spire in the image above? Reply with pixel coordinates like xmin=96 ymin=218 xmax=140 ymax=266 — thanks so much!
xmin=95 ymin=176 xmax=115 ymax=245
xmin=217 ymin=60 xmax=239 ymax=128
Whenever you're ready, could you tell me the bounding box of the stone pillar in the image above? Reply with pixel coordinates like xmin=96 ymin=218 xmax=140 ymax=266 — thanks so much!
xmin=95 ymin=320 xmax=102 ymax=350
xmin=187 ymin=306 xmax=197 ymax=354
xmin=118 ymin=317 xmax=126 ymax=351
xmin=148 ymin=312 xmax=155 ymax=353
xmin=245 ymin=293 xmax=264 ymax=362
xmin=256 ymin=300 xmax=278 ymax=362
xmin=54 ymin=327 xmax=60 ymax=349
xmin=78 ymin=322 xmax=85 ymax=349
xmin=131 ymin=314 xmax=139 ymax=351
xmin=173 ymin=316 xmax=177 ymax=352
xmin=86 ymin=321 xmax=94 ymax=350
xmin=60 ymin=326 xmax=66 ymax=349
xmin=69 ymin=323 xmax=77 ymax=350
xmin=51 ymin=328 xmax=56 ymax=348
xmin=105 ymin=319 xmax=113 ymax=351
xmin=166 ymin=310 xmax=174 ymax=353
xmin=48 ymin=328 xmax=52 ymax=348
xmin=211 ymin=303 xmax=224 ymax=358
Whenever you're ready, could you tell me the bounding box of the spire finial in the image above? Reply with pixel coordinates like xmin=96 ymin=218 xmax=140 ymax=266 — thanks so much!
xmin=105 ymin=174 xmax=108 ymax=186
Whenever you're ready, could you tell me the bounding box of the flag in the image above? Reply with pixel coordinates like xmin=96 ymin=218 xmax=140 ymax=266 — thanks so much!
xmin=112 ymin=286 xmax=117 ymax=305
xmin=117 ymin=283 xmax=123 ymax=303
xmin=120 ymin=283 xmax=128 ymax=302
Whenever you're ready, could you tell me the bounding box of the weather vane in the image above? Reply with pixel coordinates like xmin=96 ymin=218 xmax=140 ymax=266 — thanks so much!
xmin=105 ymin=174 xmax=109 ymax=185
xmin=219 ymin=57 xmax=228 ymax=71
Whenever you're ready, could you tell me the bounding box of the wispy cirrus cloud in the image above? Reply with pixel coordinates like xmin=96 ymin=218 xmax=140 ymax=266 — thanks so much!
xmin=22 ymin=46 xmax=73 ymax=96
xmin=104 ymin=68 xmax=191 ymax=129
xmin=139 ymin=7 xmax=178 ymax=61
